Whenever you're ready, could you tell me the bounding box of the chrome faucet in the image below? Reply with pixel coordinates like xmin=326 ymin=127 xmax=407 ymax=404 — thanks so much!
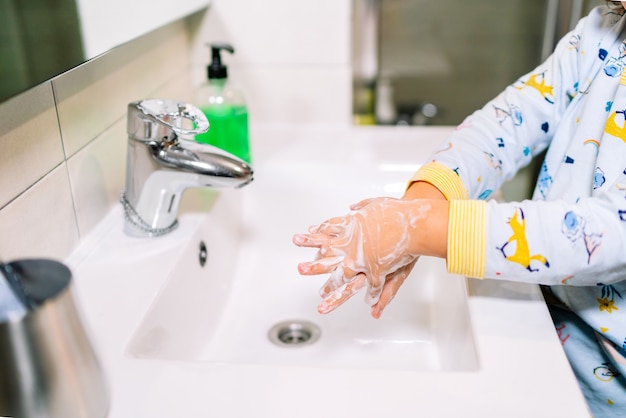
xmin=121 ymin=98 xmax=253 ymax=237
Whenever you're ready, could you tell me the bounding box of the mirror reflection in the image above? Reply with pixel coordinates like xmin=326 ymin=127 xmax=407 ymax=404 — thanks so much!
xmin=353 ymin=0 xmax=604 ymax=126
xmin=1 ymin=0 xmax=84 ymax=102
xmin=0 ymin=0 xmax=207 ymax=104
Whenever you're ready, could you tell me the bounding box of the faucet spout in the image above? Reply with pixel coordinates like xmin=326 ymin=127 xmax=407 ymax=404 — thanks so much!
xmin=122 ymin=99 xmax=253 ymax=237
xmin=148 ymin=140 xmax=253 ymax=189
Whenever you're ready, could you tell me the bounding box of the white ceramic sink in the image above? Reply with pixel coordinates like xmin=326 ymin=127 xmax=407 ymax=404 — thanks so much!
xmin=73 ymin=129 xmax=479 ymax=372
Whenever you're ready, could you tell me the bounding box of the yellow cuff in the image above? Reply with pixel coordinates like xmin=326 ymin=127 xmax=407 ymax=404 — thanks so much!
xmin=447 ymin=200 xmax=486 ymax=279
xmin=409 ymin=162 xmax=468 ymax=200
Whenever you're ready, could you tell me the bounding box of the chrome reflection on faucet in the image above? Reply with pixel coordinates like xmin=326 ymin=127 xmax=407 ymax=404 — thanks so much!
xmin=122 ymin=99 xmax=253 ymax=237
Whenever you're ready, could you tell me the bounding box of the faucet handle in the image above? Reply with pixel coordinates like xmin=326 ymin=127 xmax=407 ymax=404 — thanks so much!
xmin=127 ymin=99 xmax=209 ymax=142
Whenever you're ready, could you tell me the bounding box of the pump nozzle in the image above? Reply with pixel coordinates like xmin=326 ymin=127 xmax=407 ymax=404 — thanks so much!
xmin=207 ymin=43 xmax=235 ymax=79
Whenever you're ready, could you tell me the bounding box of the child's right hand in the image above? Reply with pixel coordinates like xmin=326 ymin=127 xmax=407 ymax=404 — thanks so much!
xmin=293 ymin=197 xmax=421 ymax=307
xmin=293 ymin=197 xmax=448 ymax=317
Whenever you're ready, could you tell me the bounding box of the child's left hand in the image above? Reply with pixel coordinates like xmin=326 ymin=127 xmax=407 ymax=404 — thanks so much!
xmin=293 ymin=197 xmax=429 ymax=317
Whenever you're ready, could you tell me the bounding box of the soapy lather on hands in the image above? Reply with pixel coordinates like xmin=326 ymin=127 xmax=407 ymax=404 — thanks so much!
xmin=295 ymin=5 xmax=626 ymax=414
xmin=293 ymin=182 xmax=448 ymax=318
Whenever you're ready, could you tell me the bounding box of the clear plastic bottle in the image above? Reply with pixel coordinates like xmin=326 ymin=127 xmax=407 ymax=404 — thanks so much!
xmin=195 ymin=43 xmax=251 ymax=163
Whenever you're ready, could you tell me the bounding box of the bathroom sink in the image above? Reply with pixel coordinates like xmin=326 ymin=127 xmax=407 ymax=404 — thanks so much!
xmin=121 ymin=141 xmax=479 ymax=372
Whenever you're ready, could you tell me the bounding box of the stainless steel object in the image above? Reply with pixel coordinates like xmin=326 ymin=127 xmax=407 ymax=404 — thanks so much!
xmin=122 ymin=98 xmax=254 ymax=237
xmin=0 ymin=259 xmax=108 ymax=418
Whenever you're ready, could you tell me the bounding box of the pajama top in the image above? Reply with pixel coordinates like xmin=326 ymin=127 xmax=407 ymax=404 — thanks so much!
xmin=412 ymin=5 xmax=626 ymax=375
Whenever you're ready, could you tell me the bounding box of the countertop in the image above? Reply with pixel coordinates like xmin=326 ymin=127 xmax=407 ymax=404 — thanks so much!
xmin=66 ymin=126 xmax=590 ymax=418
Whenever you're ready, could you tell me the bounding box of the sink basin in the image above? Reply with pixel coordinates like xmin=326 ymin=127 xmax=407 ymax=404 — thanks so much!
xmin=69 ymin=129 xmax=478 ymax=372
xmin=119 ymin=139 xmax=478 ymax=372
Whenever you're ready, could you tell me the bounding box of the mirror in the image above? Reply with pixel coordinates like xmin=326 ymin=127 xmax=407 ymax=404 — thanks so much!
xmin=0 ymin=0 xmax=209 ymax=103
xmin=353 ymin=0 xmax=604 ymax=126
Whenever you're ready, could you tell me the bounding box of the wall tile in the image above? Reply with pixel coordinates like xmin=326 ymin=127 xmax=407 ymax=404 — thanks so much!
xmin=190 ymin=0 xmax=351 ymax=66
xmin=0 ymin=164 xmax=79 ymax=261
xmin=0 ymin=1 xmax=357 ymax=263
xmin=63 ymin=27 xmax=200 ymax=238
xmin=0 ymin=14 xmax=198 ymax=261
xmin=66 ymin=119 xmax=127 ymax=237
xmin=0 ymin=82 xmax=64 ymax=209
xmin=64 ymin=64 xmax=198 ymax=238
xmin=149 ymin=66 xmax=195 ymax=104
xmin=77 ymin=0 xmax=207 ymax=58
xmin=215 ymin=64 xmax=353 ymax=126
xmin=188 ymin=0 xmax=352 ymax=126
xmin=53 ymin=18 xmax=195 ymax=158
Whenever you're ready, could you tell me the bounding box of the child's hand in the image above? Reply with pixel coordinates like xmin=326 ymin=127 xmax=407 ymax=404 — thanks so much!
xmin=293 ymin=197 xmax=433 ymax=316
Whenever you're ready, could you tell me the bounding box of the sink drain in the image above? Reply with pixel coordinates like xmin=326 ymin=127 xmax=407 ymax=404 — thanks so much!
xmin=268 ymin=320 xmax=321 ymax=347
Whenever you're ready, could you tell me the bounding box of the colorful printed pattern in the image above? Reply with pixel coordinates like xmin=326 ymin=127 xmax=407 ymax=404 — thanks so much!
xmin=414 ymin=6 xmax=626 ymax=415
xmin=597 ymin=284 xmax=622 ymax=313
xmin=497 ymin=208 xmax=549 ymax=272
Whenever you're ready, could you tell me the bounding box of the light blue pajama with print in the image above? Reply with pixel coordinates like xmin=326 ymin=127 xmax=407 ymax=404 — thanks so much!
xmin=428 ymin=6 xmax=626 ymax=416
xmin=548 ymin=301 xmax=626 ymax=416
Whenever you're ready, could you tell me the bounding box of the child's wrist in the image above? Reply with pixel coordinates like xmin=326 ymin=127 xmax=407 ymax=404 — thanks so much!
xmin=403 ymin=181 xmax=446 ymax=201
xmin=405 ymin=198 xmax=449 ymax=258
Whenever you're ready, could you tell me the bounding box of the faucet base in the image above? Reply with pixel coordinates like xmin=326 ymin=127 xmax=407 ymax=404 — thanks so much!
xmin=120 ymin=191 xmax=179 ymax=237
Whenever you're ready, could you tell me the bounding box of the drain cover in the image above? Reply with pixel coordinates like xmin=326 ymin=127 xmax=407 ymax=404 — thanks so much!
xmin=268 ymin=320 xmax=321 ymax=347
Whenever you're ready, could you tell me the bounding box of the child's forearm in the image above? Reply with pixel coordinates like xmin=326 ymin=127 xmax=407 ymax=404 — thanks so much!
xmin=403 ymin=180 xmax=446 ymax=201
xmin=402 ymin=181 xmax=449 ymax=259
xmin=293 ymin=180 xmax=450 ymax=316
xmin=406 ymin=198 xmax=449 ymax=259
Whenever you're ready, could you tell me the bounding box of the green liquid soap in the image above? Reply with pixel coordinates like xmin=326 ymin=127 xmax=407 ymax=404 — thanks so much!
xmin=196 ymin=105 xmax=250 ymax=163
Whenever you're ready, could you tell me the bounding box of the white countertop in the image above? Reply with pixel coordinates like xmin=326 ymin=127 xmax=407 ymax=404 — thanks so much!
xmin=66 ymin=126 xmax=590 ymax=418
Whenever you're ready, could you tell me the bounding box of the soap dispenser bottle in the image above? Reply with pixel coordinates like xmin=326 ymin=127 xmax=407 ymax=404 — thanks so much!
xmin=195 ymin=43 xmax=251 ymax=163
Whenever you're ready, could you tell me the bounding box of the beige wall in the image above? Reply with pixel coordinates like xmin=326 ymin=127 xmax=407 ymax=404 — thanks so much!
xmin=0 ymin=17 xmax=196 ymax=260
xmin=188 ymin=0 xmax=352 ymax=126
xmin=0 ymin=0 xmax=353 ymax=262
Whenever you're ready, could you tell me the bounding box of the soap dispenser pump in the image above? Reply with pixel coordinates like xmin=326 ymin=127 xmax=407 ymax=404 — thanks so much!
xmin=195 ymin=43 xmax=251 ymax=163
